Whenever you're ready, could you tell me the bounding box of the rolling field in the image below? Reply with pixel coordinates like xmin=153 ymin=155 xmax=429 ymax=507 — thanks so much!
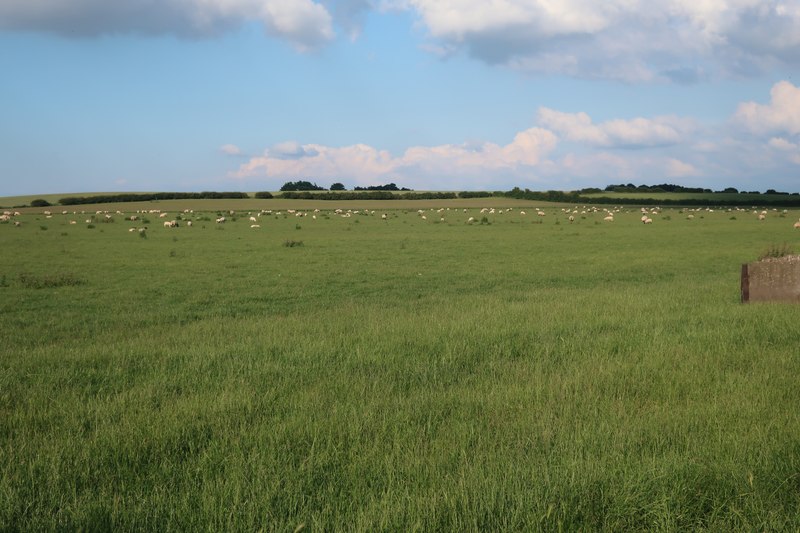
xmin=2 ymin=203 xmax=800 ymax=530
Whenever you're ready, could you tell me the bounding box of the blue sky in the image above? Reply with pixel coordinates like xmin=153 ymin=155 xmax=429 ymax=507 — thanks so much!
xmin=1 ymin=0 xmax=799 ymax=195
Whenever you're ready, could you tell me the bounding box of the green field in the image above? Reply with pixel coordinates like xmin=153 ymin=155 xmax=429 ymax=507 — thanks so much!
xmin=2 ymin=203 xmax=800 ymax=530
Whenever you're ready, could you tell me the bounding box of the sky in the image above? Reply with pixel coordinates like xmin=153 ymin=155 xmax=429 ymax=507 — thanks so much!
xmin=1 ymin=0 xmax=799 ymax=196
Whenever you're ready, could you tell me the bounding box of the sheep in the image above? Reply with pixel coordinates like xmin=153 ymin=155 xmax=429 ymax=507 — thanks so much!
xmin=129 ymin=215 xmax=138 ymax=221
xmin=568 ymin=215 xmax=575 ymax=222
xmin=519 ymin=211 xmax=526 ymax=215
xmin=249 ymin=216 xmax=257 ymax=222
xmin=794 ymin=221 xmax=800 ymax=229
xmin=758 ymin=214 xmax=766 ymax=221
xmin=603 ymin=215 xmax=614 ymax=222
xmin=250 ymin=224 xmax=260 ymax=228
xmin=643 ymin=218 xmax=653 ymax=224
xmin=159 ymin=213 xmax=168 ymax=218
xmin=537 ymin=211 xmax=546 ymax=217
xmin=163 ymin=220 xmax=178 ymax=228
xmin=381 ymin=213 xmax=387 ymax=220
xmin=129 ymin=228 xmax=136 ymax=232
xmin=467 ymin=217 xmax=475 ymax=223
xmin=216 ymin=217 xmax=226 ymax=223
xmin=186 ymin=221 xmax=192 ymax=227
xmin=13 ymin=221 xmax=21 ymax=227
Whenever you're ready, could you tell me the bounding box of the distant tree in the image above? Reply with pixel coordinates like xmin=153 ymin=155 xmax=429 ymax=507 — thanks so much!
xmin=280 ymin=180 xmax=324 ymax=191
xmin=354 ymin=183 xmax=402 ymax=191
xmin=722 ymin=187 xmax=738 ymax=193
xmin=330 ymin=182 xmax=345 ymax=191
xmin=766 ymin=189 xmax=778 ymax=194
xmin=30 ymin=198 xmax=51 ymax=207
xmin=254 ymin=191 xmax=274 ymax=199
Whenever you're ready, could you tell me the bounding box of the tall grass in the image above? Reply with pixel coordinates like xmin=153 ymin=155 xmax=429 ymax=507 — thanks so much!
xmin=1 ymin=205 xmax=799 ymax=530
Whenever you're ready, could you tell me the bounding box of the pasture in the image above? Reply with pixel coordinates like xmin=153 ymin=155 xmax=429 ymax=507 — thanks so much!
xmin=2 ymin=203 xmax=800 ymax=530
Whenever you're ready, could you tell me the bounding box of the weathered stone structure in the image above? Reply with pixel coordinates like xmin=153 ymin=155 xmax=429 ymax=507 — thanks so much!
xmin=741 ymin=255 xmax=800 ymax=303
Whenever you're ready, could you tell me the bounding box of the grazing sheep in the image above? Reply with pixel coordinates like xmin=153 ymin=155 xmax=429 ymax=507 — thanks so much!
xmin=249 ymin=216 xmax=257 ymax=222
xmin=568 ymin=215 xmax=575 ymax=222
xmin=467 ymin=217 xmax=475 ymax=223
xmin=129 ymin=228 xmax=136 ymax=232
xmin=381 ymin=213 xmax=387 ymax=220
xmin=758 ymin=214 xmax=766 ymax=220
xmin=643 ymin=218 xmax=653 ymax=224
xmin=537 ymin=211 xmax=546 ymax=217
xmin=14 ymin=221 xmax=21 ymax=227
xmin=216 ymin=217 xmax=226 ymax=223
xmin=186 ymin=221 xmax=192 ymax=227
xmin=163 ymin=220 xmax=178 ymax=228
xmin=250 ymin=224 xmax=260 ymax=228
xmin=794 ymin=221 xmax=800 ymax=229
xmin=159 ymin=213 xmax=168 ymax=218
xmin=603 ymin=215 xmax=614 ymax=222
xmin=519 ymin=211 xmax=526 ymax=215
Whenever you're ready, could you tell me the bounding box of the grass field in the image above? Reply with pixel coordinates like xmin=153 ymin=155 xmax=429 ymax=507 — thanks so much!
xmin=2 ymin=203 xmax=800 ymax=530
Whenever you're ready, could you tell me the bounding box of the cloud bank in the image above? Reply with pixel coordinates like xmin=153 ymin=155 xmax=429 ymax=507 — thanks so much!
xmin=0 ymin=0 xmax=335 ymax=50
xmin=399 ymin=0 xmax=800 ymax=81
xmin=231 ymin=81 xmax=800 ymax=190
xmin=4 ymin=1 xmax=798 ymax=81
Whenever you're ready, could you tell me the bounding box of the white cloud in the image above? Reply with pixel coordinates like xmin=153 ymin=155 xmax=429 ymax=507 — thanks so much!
xmin=734 ymin=80 xmax=800 ymax=136
xmin=666 ymin=158 xmax=701 ymax=177
xmin=401 ymin=0 xmax=800 ymax=81
xmin=0 ymin=0 xmax=334 ymax=50
xmin=537 ymin=108 xmax=690 ymax=148
xmin=767 ymin=137 xmax=800 ymax=165
xmin=220 ymin=143 xmax=242 ymax=156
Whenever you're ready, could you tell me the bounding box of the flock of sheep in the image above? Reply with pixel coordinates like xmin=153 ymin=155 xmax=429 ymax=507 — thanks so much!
xmin=3 ymin=205 xmax=800 ymax=230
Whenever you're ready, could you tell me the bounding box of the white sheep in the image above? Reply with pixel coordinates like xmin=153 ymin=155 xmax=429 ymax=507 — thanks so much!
xmin=794 ymin=221 xmax=800 ymax=229
xmin=186 ymin=221 xmax=192 ymax=227
xmin=250 ymin=224 xmax=260 ymax=228
xmin=216 ymin=217 xmax=226 ymax=223
xmin=568 ymin=215 xmax=575 ymax=222
xmin=643 ymin=218 xmax=653 ymax=224
xmin=603 ymin=215 xmax=614 ymax=222
xmin=249 ymin=216 xmax=257 ymax=222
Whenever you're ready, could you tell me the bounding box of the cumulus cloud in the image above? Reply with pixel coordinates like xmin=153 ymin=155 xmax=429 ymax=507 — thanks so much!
xmin=0 ymin=0 xmax=334 ymax=50
xmin=734 ymin=80 xmax=800 ymax=136
xmin=537 ymin=108 xmax=690 ymax=148
xmin=400 ymin=0 xmax=800 ymax=81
